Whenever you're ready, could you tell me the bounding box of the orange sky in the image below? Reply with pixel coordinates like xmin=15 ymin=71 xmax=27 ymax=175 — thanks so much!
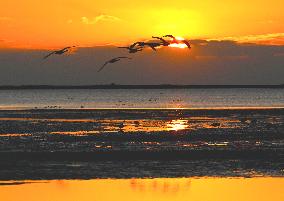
xmin=1 ymin=0 xmax=284 ymax=49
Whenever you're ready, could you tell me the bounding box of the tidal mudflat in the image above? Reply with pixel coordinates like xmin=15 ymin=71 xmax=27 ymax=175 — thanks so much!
xmin=0 ymin=108 xmax=283 ymax=180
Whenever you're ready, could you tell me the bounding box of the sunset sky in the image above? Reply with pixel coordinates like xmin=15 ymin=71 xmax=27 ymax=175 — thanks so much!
xmin=1 ymin=0 xmax=284 ymax=48
xmin=0 ymin=1 xmax=284 ymax=85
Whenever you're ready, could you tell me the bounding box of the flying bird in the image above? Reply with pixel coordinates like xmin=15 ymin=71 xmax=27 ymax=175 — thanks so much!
xmin=98 ymin=57 xmax=132 ymax=72
xmin=152 ymin=36 xmax=171 ymax=46
xmin=136 ymin=42 xmax=161 ymax=51
xmin=163 ymin=35 xmax=191 ymax=49
xmin=43 ymin=46 xmax=76 ymax=59
xmin=163 ymin=35 xmax=179 ymax=43
xmin=181 ymin=40 xmax=191 ymax=49
xmin=118 ymin=46 xmax=143 ymax=54
xmin=129 ymin=42 xmax=141 ymax=49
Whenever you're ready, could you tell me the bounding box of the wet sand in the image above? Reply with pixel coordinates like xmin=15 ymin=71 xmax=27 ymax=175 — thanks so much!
xmin=0 ymin=108 xmax=283 ymax=180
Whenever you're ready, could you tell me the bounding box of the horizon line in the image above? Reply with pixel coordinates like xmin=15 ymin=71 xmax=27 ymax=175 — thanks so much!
xmin=0 ymin=84 xmax=283 ymax=90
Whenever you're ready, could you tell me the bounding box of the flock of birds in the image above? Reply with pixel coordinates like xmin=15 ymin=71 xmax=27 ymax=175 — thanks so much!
xmin=43 ymin=35 xmax=191 ymax=72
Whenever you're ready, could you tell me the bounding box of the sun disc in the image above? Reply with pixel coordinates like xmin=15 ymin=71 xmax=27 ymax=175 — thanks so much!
xmin=175 ymin=36 xmax=185 ymax=40
xmin=169 ymin=43 xmax=187 ymax=49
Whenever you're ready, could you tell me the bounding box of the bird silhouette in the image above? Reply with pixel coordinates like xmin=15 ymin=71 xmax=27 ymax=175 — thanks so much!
xmin=163 ymin=35 xmax=179 ymax=43
xmin=118 ymin=46 xmax=143 ymax=53
xmin=136 ymin=42 xmax=161 ymax=51
xmin=163 ymin=35 xmax=191 ymax=49
xmin=180 ymin=40 xmax=191 ymax=49
xmin=98 ymin=57 xmax=132 ymax=72
xmin=152 ymin=36 xmax=171 ymax=46
xmin=43 ymin=46 xmax=76 ymax=59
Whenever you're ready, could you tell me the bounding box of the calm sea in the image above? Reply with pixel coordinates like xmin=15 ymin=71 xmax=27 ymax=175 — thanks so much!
xmin=0 ymin=88 xmax=283 ymax=109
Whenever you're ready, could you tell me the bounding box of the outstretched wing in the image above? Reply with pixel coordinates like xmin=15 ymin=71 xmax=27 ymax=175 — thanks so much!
xmin=153 ymin=36 xmax=171 ymax=46
xmin=43 ymin=51 xmax=56 ymax=59
xmin=98 ymin=57 xmax=131 ymax=72
xmin=152 ymin=36 xmax=165 ymax=42
xmin=97 ymin=61 xmax=109 ymax=72
xmin=116 ymin=57 xmax=132 ymax=59
xmin=182 ymin=40 xmax=191 ymax=49
xmin=147 ymin=45 xmax=157 ymax=51
xmin=129 ymin=42 xmax=140 ymax=49
xmin=61 ymin=46 xmax=72 ymax=51
xmin=163 ymin=35 xmax=175 ymax=39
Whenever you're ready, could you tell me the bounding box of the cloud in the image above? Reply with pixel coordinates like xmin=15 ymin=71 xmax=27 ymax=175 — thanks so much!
xmin=214 ymin=33 xmax=284 ymax=46
xmin=0 ymin=40 xmax=283 ymax=85
xmin=0 ymin=17 xmax=11 ymax=21
xmin=81 ymin=15 xmax=121 ymax=25
xmin=0 ymin=17 xmax=12 ymax=23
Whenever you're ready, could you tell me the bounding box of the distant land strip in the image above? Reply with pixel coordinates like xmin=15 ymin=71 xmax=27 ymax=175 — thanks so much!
xmin=0 ymin=84 xmax=283 ymax=90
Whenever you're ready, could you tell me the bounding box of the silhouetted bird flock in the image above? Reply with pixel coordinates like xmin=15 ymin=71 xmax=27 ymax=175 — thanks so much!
xmin=43 ymin=35 xmax=191 ymax=72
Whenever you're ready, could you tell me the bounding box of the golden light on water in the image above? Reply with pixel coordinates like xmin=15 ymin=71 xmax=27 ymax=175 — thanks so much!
xmin=0 ymin=178 xmax=283 ymax=201
xmin=166 ymin=119 xmax=189 ymax=131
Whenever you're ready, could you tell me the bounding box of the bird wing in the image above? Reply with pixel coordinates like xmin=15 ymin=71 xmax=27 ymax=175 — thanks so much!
xmin=43 ymin=51 xmax=56 ymax=59
xmin=61 ymin=46 xmax=71 ymax=51
xmin=152 ymin=36 xmax=162 ymax=41
xmin=182 ymin=40 xmax=191 ymax=49
xmin=146 ymin=45 xmax=157 ymax=51
xmin=97 ymin=61 xmax=109 ymax=72
xmin=154 ymin=37 xmax=167 ymax=44
xmin=163 ymin=35 xmax=175 ymax=39
xmin=136 ymin=42 xmax=145 ymax=47
xmin=130 ymin=42 xmax=140 ymax=49
xmin=117 ymin=57 xmax=132 ymax=59
xmin=98 ymin=57 xmax=131 ymax=72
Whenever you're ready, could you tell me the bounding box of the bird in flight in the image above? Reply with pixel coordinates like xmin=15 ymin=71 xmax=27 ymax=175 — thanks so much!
xmin=43 ymin=46 xmax=76 ymax=59
xmin=118 ymin=46 xmax=143 ymax=54
xmin=163 ymin=35 xmax=179 ymax=43
xmin=181 ymin=40 xmax=191 ymax=49
xmin=152 ymin=36 xmax=171 ymax=46
xmin=163 ymin=35 xmax=191 ymax=49
xmin=98 ymin=57 xmax=132 ymax=72
xmin=136 ymin=42 xmax=161 ymax=51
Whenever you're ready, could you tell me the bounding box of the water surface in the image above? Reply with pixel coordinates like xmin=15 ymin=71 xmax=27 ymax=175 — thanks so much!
xmin=0 ymin=88 xmax=283 ymax=109
xmin=0 ymin=178 xmax=283 ymax=201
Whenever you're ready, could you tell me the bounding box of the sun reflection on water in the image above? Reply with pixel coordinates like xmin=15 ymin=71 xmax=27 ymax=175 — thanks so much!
xmin=0 ymin=178 xmax=283 ymax=201
xmin=166 ymin=119 xmax=189 ymax=131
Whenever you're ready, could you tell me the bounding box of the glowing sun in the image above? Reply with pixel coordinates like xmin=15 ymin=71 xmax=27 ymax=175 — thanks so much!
xmin=169 ymin=36 xmax=188 ymax=49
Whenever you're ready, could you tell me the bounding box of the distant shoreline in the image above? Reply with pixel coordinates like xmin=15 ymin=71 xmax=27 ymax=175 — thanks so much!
xmin=0 ymin=84 xmax=283 ymax=90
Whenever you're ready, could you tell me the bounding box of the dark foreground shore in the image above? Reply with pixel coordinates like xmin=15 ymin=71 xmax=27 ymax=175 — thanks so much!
xmin=0 ymin=108 xmax=283 ymax=179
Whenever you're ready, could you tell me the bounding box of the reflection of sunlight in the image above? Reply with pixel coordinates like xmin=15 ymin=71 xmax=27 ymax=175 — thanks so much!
xmin=130 ymin=178 xmax=191 ymax=194
xmin=51 ymin=131 xmax=100 ymax=136
xmin=167 ymin=119 xmax=189 ymax=131
xmin=0 ymin=133 xmax=31 ymax=137
xmin=1 ymin=178 xmax=283 ymax=201
xmin=44 ymin=117 xmax=241 ymax=135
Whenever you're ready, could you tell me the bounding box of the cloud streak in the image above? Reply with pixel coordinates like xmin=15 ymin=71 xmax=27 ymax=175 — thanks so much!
xmin=0 ymin=17 xmax=11 ymax=21
xmin=214 ymin=33 xmax=284 ymax=45
xmin=81 ymin=15 xmax=121 ymax=25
